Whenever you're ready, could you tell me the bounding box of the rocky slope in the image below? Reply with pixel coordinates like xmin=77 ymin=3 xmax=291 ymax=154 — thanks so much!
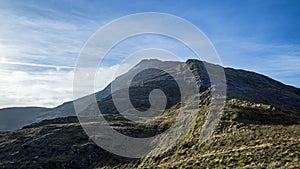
xmin=0 ymin=59 xmax=299 ymax=168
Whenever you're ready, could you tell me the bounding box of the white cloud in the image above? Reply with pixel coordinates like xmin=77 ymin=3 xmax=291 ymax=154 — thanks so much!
xmin=0 ymin=69 xmax=74 ymax=108
xmin=0 ymin=62 xmax=135 ymax=108
xmin=0 ymin=4 xmax=101 ymax=108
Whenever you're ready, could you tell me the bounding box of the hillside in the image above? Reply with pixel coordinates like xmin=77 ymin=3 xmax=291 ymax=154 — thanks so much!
xmin=0 ymin=59 xmax=299 ymax=168
xmin=0 ymin=107 xmax=50 ymax=131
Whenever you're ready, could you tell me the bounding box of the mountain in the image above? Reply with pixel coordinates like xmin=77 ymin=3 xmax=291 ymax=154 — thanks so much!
xmin=0 ymin=103 xmax=78 ymax=131
xmin=0 ymin=59 xmax=299 ymax=168
xmin=0 ymin=107 xmax=50 ymax=131
xmin=1 ymin=59 xmax=299 ymax=131
xmin=0 ymin=81 xmax=111 ymax=131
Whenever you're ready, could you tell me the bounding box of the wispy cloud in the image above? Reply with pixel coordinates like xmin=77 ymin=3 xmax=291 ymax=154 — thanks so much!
xmin=214 ymin=39 xmax=300 ymax=87
xmin=0 ymin=60 xmax=74 ymax=70
xmin=0 ymin=3 xmax=103 ymax=66
xmin=0 ymin=2 xmax=100 ymax=108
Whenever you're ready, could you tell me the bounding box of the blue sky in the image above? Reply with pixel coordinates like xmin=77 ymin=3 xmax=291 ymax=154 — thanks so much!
xmin=0 ymin=0 xmax=299 ymax=108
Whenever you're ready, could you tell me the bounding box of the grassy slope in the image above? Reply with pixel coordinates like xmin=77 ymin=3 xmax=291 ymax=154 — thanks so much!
xmin=132 ymin=98 xmax=300 ymax=169
xmin=1 ymin=93 xmax=299 ymax=168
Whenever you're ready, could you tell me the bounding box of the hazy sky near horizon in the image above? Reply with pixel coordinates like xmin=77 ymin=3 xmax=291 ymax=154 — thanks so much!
xmin=0 ymin=0 xmax=299 ymax=108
